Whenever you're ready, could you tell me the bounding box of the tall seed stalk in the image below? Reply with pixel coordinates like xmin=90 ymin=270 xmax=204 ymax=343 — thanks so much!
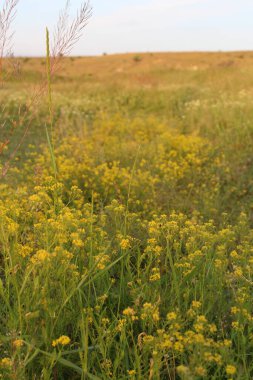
xmin=1 ymin=1 xmax=92 ymax=177
xmin=0 ymin=0 xmax=19 ymax=83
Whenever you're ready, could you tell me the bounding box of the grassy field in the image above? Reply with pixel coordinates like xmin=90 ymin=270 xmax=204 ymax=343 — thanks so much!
xmin=1 ymin=51 xmax=253 ymax=379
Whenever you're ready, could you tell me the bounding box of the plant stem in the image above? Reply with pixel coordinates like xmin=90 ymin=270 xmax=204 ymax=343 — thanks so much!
xmin=46 ymin=27 xmax=57 ymax=179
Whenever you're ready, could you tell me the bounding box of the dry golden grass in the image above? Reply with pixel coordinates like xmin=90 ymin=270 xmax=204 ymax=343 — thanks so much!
xmin=17 ymin=51 xmax=253 ymax=77
xmin=1 ymin=51 xmax=250 ymax=98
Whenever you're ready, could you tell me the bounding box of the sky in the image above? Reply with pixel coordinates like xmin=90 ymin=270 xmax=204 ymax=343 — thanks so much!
xmin=10 ymin=0 xmax=253 ymax=56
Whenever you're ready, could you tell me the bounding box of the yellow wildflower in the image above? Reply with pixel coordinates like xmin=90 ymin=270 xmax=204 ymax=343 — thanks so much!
xmin=194 ymin=333 xmax=205 ymax=344
xmin=143 ymin=335 xmax=155 ymax=344
xmin=234 ymin=267 xmax=243 ymax=277
xmin=231 ymin=306 xmax=240 ymax=314
xmin=177 ymin=365 xmax=190 ymax=376
xmin=230 ymin=250 xmax=239 ymax=258
xmin=204 ymin=352 xmax=213 ymax=362
xmin=167 ymin=312 xmax=177 ymax=321
xmin=123 ymin=307 xmax=135 ymax=317
xmin=72 ymin=239 xmax=84 ymax=247
xmin=174 ymin=341 xmax=184 ymax=352
xmin=226 ymin=365 xmax=236 ymax=376
xmin=31 ymin=249 xmax=50 ymax=264
xmin=13 ymin=339 xmax=24 ymax=348
xmin=209 ymin=324 xmax=217 ymax=333
xmin=95 ymin=254 xmax=110 ymax=270
xmin=0 ymin=358 xmax=12 ymax=367
xmin=195 ymin=366 xmax=206 ymax=376
xmin=160 ymin=338 xmax=173 ymax=349
xmin=152 ymin=310 xmax=160 ymax=322
xmin=194 ymin=322 xmax=204 ymax=332
xmin=29 ymin=194 xmax=41 ymax=203
xmin=192 ymin=300 xmax=201 ymax=309
xmin=149 ymin=267 xmax=160 ymax=282
xmin=98 ymin=294 xmax=108 ymax=303
xmin=214 ymin=259 xmax=222 ymax=268
xmin=223 ymin=339 xmax=232 ymax=347
xmin=213 ymin=354 xmax=222 ymax=365
xmin=232 ymin=321 xmax=240 ymax=330
xmin=197 ymin=315 xmax=207 ymax=324
xmin=141 ymin=303 xmax=160 ymax=321
xmin=19 ymin=245 xmax=33 ymax=258
xmin=52 ymin=335 xmax=71 ymax=347
xmin=116 ymin=319 xmax=126 ymax=332
xmin=120 ymin=238 xmax=131 ymax=250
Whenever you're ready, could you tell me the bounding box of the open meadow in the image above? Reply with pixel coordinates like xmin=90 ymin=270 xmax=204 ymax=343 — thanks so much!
xmin=1 ymin=51 xmax=253 ymax=379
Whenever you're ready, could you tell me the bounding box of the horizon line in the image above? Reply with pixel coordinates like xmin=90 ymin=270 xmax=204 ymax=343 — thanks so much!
xmin=12 ymin=49 xmax=253 ymax=58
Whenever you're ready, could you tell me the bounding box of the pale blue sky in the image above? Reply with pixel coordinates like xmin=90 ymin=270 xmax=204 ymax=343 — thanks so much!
xmin=12 ymin=0 xmax=253 ymax=56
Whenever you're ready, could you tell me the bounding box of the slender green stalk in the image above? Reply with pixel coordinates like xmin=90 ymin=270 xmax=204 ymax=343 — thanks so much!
xmin=45 ymin=27 xmax=57 ymax=179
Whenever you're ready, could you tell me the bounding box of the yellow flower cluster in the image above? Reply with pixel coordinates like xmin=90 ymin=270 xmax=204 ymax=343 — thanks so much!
xmin=120 ymin=238 xmax=131 ymax=250
xmin=1 ymin=107 xmax=253 ymax=379
xmin=141 ymin=303 xmax=160 ymax=322
xmin=0 ymin=358 xmax=12 ymax=367
xmin=52 ymin=335 xmax=71 ymax=347
xmin=13 ymin=339 xmax=24 ymax=348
